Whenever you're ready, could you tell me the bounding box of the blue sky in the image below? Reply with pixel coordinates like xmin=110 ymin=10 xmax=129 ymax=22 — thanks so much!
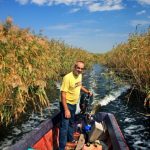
xmin=0 ymin=0 xmax=150 ymax=53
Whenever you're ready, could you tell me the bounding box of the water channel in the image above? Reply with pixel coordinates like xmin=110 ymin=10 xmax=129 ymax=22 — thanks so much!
xmin=0 ymin=64 xmax=149 ymax=150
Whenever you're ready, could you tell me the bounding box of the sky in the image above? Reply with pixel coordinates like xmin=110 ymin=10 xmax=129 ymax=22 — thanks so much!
xmin=0 ymin=0 xmax=150 ymax=53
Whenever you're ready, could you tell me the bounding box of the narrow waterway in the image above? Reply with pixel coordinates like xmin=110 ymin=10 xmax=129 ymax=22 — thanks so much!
xmin=0 ymin=64 xmax=149 ymax=150
xmin=84 ymin=65 xmax=150 ymax=150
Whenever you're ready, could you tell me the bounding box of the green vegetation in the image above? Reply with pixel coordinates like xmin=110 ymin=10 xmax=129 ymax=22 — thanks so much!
xmin=0 ymin=17 xmax=95 ymax=125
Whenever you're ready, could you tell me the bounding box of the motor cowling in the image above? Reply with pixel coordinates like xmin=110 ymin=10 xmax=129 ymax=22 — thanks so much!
xmin=79 ymin=93 xmax=93 ymax=114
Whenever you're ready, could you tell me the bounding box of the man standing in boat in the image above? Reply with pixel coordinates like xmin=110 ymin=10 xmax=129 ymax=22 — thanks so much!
xmin=59 ymin=61 xmax=92 ymax=150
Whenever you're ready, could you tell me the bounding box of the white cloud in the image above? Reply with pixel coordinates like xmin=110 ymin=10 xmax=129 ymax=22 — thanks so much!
xmin=137 ymin=0 xmax=150 ymax=5
xmin=136 ymin=10 xmax=146 ymax=15
xmin=16 ymin=0 xmax=29 ymax=5
xmin=130 ymin=20 xmax=150 ymax=26
xmin=46 ymin=19 xmax=99 ymax=31
xmin=16 ymin=0 xmax=124 ymax=12
xmin=88 ymin=2 xmax=123 ymax=12
xmin=69 ymin=8 xmax=80 ymax=13
xmin=31 ymin=0 xmax=47 ymax=5
xmin=47 ymin=24 xmax=72 ymax=30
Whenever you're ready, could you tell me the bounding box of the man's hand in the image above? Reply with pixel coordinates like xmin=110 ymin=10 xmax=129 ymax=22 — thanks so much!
xmin=88 ymin=91 xmax=93 ymax=97
xmin=65 ymin=109 xmax=71 ymax=118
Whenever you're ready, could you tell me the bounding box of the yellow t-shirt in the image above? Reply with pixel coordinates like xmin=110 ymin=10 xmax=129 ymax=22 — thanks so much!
xmin=60 ymin=72 xmax=82 ymax=104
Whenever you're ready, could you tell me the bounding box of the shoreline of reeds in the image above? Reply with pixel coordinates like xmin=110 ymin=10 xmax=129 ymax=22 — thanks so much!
xmin=0 ymin=17 xmax=96 ymax=126
xmin=0 ymin=17 xmax=149 ymax=126
xmin=97 ymin=28 xmax=150 ymax=110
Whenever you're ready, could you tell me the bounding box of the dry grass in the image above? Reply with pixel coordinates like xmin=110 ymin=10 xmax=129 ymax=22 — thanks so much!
xmin=98 ymin=29 xmax=150 ymax=96
xmin=0 ymin=17 xmax=95 ymax=125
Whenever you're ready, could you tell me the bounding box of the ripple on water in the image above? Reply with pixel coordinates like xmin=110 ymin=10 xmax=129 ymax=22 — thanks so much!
xmin=125 ymin=124 xmax=144 ymax=131
xmin=0 ymin=139 xmax=13 ymax=150
xmin=124 ymin=117 xmax=136 ymax=123
xmin=133 ymin=140 xmax=150 ymax=150
xmin=12 ymin=128 xmax=21 ymax=135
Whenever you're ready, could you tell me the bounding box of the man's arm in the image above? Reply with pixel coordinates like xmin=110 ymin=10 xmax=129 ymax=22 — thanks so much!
xmin=61 ymin=91 xmax=71 ymax=118
xmin=81 ymin=86 xmax=93 ymax=96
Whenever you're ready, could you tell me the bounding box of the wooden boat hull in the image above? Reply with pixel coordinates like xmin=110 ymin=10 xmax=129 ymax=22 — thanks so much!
xmin=9 ymin=112 xmax=129 ymax=150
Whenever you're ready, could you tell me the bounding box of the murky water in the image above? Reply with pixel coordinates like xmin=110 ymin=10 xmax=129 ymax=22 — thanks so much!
xmin=0 ymin=64 xmax=149 ymax=150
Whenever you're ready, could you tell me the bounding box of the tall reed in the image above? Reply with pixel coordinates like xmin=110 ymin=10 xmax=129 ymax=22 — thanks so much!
xmin=98 ymin=29 xmax=150 ymax=96
xmin=0 ymin=17 xmax=95 ymax=125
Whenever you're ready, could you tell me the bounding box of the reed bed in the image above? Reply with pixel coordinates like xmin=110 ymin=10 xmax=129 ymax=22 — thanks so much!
xmin=0 ymin=17 xmax=95 ymax=126
xmin=98 ymin=29 xmax=150 ymax=97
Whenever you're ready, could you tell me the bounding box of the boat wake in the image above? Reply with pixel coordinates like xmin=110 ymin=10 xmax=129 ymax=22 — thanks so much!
xmin=98 ymin=85 xmax=130 ymax=106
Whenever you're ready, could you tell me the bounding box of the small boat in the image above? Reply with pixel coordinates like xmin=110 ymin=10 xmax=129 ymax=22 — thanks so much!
xmin=9 ymin=111 xmax=129 ymax=150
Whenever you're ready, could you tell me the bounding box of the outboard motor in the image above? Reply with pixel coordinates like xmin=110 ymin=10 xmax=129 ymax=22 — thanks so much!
xmin=79 ymin=93 xmax=94 ymax=143
xmin=79 ymin=93 xmax=93 ymax=114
